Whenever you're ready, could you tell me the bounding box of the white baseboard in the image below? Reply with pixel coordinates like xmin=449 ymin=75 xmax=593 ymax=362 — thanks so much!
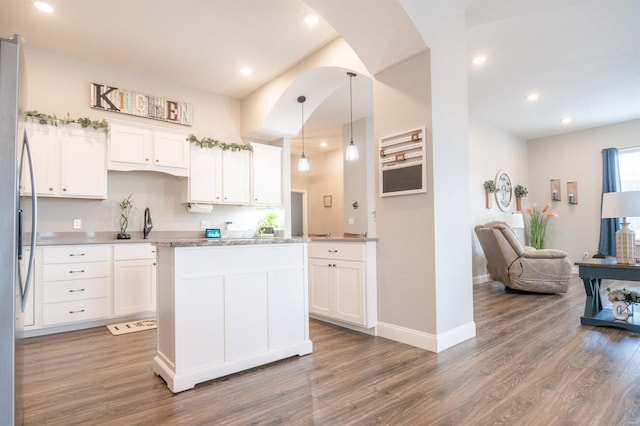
xmin=377 ymin=320 xmax=476 ymax=353
xmin=473 ymin=274 xmax=491 ymax=285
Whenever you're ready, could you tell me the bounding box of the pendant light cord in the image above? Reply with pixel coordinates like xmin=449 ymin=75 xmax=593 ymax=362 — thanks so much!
xmin=297 ymin=95 xmax=306 ymax=155
xmin=348 ymin=72 xmax=355 ymax=142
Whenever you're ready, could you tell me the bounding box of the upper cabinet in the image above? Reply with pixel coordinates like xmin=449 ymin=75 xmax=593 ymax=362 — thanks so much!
xmin=222 ymin=149 xmax=251 ymax=204
xmin=21 ymin=122 xmax=107 ymax=199
xmin=107 ymin=119 xmax=189 ymax=177
xmin=189 ymin=145 xmax=223 ymax=203
xmin=189 ymin=143 xmax=281 ymax=206
xmin=251 ymin=143 xmax=282 ymax=205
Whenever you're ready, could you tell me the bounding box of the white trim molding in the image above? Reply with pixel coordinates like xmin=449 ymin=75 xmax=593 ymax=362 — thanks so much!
xmin=377 ymin=320 xmax=476 ymax=353
xmin=473 ymin=274 xmax=491 ymax=285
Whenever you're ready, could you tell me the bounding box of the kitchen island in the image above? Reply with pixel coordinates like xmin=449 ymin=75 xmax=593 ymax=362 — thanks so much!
xmin=152 ymin=238 xmax=312 ymax=393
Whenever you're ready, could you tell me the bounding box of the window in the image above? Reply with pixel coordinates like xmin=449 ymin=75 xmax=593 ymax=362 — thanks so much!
xmin=619 ymin=146 xmax=640 ymax=239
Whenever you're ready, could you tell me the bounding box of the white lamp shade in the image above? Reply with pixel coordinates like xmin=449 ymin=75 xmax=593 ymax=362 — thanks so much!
xmin=504 ymin=212 xmax=525 ymax=229
xmin=601 ymin=191 xmax=640 ymax=219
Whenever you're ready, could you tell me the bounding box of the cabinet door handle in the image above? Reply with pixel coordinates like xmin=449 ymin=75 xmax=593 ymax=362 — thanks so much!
xmin=69 ymin=253 xmax=85 ymax=257
xmin=69 ymin=309 xmax=85 ymax=314
xmin=145 ymin=158 xmax=150 ymax=162
xmin=62 ymin=188 xmax=67 ymax=192
xmin=155 ymin=159 xmax=159 ymax=163
xmin=328 ymin=250 xmax=338 ymax=253
xmin=153 ymin=262 xmax=157 ymax=266
xmin=49 ymin=187 xmax=54 ymax=191
xmin=68 ymin=288 xmax=85 ymax=293
xmin=68 ymin=269 xmax=85 ymax=274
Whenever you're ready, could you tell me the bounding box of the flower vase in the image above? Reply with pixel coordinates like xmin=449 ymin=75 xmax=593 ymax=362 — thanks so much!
xmin=612 ymin=301 xmax=634 ymax=321
xmin=485 ymin=192 xmax=492 ymax=209
xmin=516 ymin=197 xmax=522 ymax=211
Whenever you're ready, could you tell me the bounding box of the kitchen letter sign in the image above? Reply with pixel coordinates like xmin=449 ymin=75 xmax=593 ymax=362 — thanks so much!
xmin=90 ymin=83 xmax=192 ymax=126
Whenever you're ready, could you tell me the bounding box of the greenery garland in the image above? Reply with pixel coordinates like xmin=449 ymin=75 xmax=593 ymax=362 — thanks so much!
xmin=187 ymin=134 xmax=253 ymax=152
xmin=26 ymin=111 xmax=251 ymax=152
xmin=26 ymin=110 xmax=108 ymax=130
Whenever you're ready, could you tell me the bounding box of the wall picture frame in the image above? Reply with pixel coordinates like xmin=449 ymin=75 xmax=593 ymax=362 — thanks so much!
xmin=323 ymin=195 xmax=332 ymax=207
xmin=494 ymin=170 xmax=513 ymax=211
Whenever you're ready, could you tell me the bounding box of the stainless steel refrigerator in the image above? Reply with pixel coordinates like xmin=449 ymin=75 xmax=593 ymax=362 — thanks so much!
xmin=0 ymin=34 xmax=37 ymax=426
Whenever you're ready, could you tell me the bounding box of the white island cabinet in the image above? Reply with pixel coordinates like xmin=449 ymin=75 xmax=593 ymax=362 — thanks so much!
xmin=153 ymin=240 xmax=312 ymax=393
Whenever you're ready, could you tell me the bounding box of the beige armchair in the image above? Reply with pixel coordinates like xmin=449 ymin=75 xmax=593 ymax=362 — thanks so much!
xmin=474 ymin=221 xmax=571 ymax=294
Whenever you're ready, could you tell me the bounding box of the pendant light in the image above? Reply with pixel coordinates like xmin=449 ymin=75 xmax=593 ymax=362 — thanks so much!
xmin=345 ymin=71 xmax=359 ymax=161
xmin=297 ymin=95 xmax=310 ymax=172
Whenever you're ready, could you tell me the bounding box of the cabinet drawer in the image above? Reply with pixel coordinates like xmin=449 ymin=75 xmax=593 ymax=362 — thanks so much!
xmin=43 ymin=261 xmax=110 ymax=281
xmin=113 ymin=243 xmax=156 ymax=260
xmin=308 ymin=242 xmax=365 ymax=261
xmin=43 ymin=277 xmax=110 ymax=303
xmin=43 ymin=298 xmax=110 ymax=326
xmin=43 ymin=245 xmax=110 ymax=264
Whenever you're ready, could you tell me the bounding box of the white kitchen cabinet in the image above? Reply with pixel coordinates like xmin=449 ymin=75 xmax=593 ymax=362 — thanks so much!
xmin=188 ymin=146 xmax=250 ymax=205
xmin=251 ymin=143 xmax=282 ymax=205
xmin=308 ymin=241 xmax=377 ymax=329
xmin=41 ymin=245 xmax=112 ymax=326
xmin=222 ymin=149 xmax=251 ymax=204
xmin=107 ymin=120 xmax=189 ymax=177
xmin=188 ymin=145 xmax=223 ymax=203
xmin=21 ymin=122 xmax=107 ymax=199
xmin=113 ymin=244 xmax=157 ymax=316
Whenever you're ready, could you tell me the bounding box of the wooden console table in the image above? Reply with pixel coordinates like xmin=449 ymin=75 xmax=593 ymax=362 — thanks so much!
xmin=575 ymin=258 xmax=640 ymax=333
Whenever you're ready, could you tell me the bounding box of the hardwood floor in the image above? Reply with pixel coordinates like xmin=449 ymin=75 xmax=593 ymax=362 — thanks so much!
xmin=22 ymin=277 xmax=640 ymax=425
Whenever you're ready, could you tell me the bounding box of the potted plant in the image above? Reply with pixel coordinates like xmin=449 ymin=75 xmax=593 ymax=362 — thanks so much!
xmin=256 ymin=212 xmax=279 ymax=237
xmin=514 ymin=185 xmax=528 ymax=211
xmin=526 ymin=203 xmax=558 ymax=249
xmin=483 ymin=180 xmax=496 ymax=209
xmin=117 ymin=193 xmax=134 ymax=239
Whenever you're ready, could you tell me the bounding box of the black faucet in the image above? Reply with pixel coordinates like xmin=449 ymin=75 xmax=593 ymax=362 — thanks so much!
xmin=143 ymin=207 xmax=153 ymax=239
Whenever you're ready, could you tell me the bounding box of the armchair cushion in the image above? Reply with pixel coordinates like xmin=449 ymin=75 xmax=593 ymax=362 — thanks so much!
xmin=475 ymin=221 xmax=571 ymax=294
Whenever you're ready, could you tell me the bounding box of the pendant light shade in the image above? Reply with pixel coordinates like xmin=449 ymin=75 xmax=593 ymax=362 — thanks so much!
xmin=345 ymin=71 xmax=359 ymax=162
xmin=297 ymin=95 xmax=310 ymax=172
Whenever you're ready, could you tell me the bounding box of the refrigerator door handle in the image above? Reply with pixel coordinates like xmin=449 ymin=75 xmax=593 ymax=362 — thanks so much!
xmin=18 ymin=129 xmax=37 ymax=313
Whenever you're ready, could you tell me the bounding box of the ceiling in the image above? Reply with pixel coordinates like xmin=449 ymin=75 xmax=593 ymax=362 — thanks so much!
xmin=1 ymin=0 xmax=638 ymax=154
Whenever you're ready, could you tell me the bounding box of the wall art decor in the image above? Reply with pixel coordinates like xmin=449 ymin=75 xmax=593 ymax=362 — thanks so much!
xmin=550 ymin=179 xmax=561 ymax=201
xmin=494 ymin=170 xmax=513 ymax=211
xmin=567 ymin=181 xmax=578 ymax=204
xmin=379 ymin=127 xmax=427 ymax=197
xmin=90 ymin=82 xmax=192 ymax=126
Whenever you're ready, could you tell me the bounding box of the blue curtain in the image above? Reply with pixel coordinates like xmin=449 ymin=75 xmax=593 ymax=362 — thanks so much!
xmin=598 ymin=148 xmax=621 ymax=256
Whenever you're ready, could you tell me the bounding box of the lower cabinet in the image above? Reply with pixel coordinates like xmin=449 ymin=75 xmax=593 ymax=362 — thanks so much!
xmin=41 ymin=245 xmax=112 ymax=326
xmin=308 ymin=241 xmax=377 ymax=329
xmin=113 ymin=244 xmax=157 ymax=316
xmin=27 ymin=243 xmax=157 ymax=335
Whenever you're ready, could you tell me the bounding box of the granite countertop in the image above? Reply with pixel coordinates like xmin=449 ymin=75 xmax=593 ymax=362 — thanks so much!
xmin=31 ymin=231 xmax=307 ymax=247
xmin=309 ymin=237 xmax=377 ymax=242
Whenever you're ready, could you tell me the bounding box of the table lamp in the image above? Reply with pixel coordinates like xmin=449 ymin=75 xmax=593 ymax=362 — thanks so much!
xmin=601 ymin=191 xmax=640 ymax=264
xmin=504 ymin=212 xmax=525 ymax=243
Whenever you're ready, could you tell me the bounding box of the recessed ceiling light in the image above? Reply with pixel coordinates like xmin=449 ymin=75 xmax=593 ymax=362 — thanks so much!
xmin=240 ymin=67 xmax=252 ymax=76
xmin=472 ymin=55 xmax=487 ymax=65
xmin=320 ymin=141 xmax=327 ymax=148
xmin=561 ymin=117 xmax=572 ymax=124
xmin=33 ymin=1 xmax=54 ymax=13
xmin=526 ymin=93 xmax=539 ymax=102
xmin=304 ymin=14 xmax=319 ymax=26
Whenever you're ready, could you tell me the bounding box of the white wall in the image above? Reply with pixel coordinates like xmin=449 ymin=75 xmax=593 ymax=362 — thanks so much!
xmin=527 ymin=119 xmax=640 ymax=262
xmin=469 ymin=120 xmax=529 ymax=282
xmin=290 ymin=149 xmax=344 ymax=236
xmin=343 ymin=116 xmax=374 ymax=236
xmin=23 ymin=46 xmax=281 ymax=235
